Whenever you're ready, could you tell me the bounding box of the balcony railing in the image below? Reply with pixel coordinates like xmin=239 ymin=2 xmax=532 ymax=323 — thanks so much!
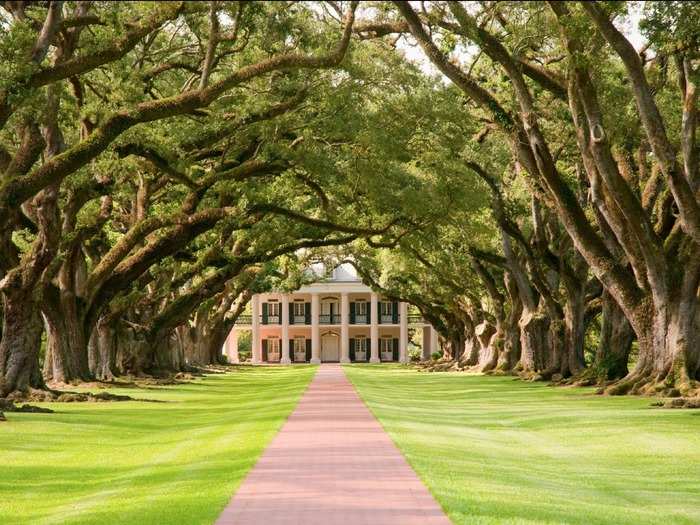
xmin=319 ymin=314 xmax=341 ymax=324
xmin=234 ymin=313 xmax=426 ymax=326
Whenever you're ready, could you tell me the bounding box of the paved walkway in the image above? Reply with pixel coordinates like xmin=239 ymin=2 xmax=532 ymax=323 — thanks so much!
xmin=216 ymin=364 xmax=451 ymax=525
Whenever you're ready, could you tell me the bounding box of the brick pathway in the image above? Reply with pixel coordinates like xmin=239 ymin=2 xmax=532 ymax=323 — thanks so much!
xmin=215 ymin=364 xmax=451 ymax=525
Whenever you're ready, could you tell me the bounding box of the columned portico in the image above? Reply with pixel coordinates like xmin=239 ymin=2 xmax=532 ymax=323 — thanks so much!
xmin=281 ymin=295 xmax=291 ymax=364
xmin=311 ymin=293 xmax=321 ymax=364
xmin=370 ymin=293 xmax=380 ymax=363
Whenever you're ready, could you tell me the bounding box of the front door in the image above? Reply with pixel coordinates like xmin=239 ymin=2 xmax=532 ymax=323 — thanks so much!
xmin=293 ymin=337 xmax=306 ymax=362
xmin=321 ymin=334 xmax=339 ymax=362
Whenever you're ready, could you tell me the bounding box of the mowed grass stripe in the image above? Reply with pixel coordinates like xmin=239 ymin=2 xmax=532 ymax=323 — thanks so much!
xmin=0 ymin=365 xmax=317 ymax=525
xmin=344 ymin=364 xmax=700 ymax=525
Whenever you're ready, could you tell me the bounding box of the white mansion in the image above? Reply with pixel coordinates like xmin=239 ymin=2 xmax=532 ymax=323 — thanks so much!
xmin=223 ymin=265 xmax=439 ymax=364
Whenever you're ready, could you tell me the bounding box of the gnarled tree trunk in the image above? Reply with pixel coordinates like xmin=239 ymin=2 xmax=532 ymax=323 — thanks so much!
xmin=0 ymin=291 xmax=44 ymax=396
xmin=593 ymin=291 xmax=634 ymax=381
xmin=42 ymin=294 xmax=91 ymax=384
xmin=609 ymin=248 xmax=700 ymax=395
xmin=88 ymin=315 xmax=121 ymax=381
xmin=518 ymin=305 xmax=549 ymax=376
xmin=475 ymin=320 xmax=499 ymax=372
xmin=497 ymin=273 xmax=522 ymax=372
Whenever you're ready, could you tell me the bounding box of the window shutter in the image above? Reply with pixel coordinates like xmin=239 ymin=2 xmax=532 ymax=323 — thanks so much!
xmin=367 ymin=302 xmax=371 ymax=324
xmin=392 ymin=301 xmax=399 ymax=324
xmin=289 ymin=339 xmax=294 ymax=360
xmin=262 ymin=339 xmax=268 ymax=362
xmin=392 ymin=338 xmax=399 ymax=361
xmin=367 ymin=338 xmax=371 ymax=361
xmin=349 ymin=338 xmax=355 ymax=361
xmin=350 ymin=302 xmax=356 ymax=324
xmin=262 ymin=303 xmax=268 ymax=324
xmin=305 ymin=302 xmax=311 ymax=324
xmin=289 ymin=302 xmax=294 ymax=325
xmin=305 ymin=338 xmax=312 ymax=361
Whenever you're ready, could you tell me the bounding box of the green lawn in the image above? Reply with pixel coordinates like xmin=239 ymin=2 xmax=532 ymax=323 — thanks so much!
xmin=0 ymin=365 xmax=316 ymax=525
xmin=344 ymin=364 xmax=700 ymax=525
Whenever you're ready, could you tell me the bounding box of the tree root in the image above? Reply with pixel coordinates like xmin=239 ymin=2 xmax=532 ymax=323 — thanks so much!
xmin=5 ymin=386 xmax=164 ymax=404
xmin=654 ymin=397 xmax=700 ymax=409
xmin=603 ymin=364 xmax=700 ymax=401
xmin=0 ymin=398 xmax=54 ymax=415
xmin=518 ymin=370 xmax=548 ymax=382
xmin=484 ymin=368 xmax=513 ymax=376
xmin=413 ymin=359 xmax=463 ymax=372
xmin=46 ymin=369 xmax=211 ymax=391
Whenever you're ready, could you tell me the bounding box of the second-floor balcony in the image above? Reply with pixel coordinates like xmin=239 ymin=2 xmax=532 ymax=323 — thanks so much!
xmin=233 ymin=311 xmax=425 ymax=327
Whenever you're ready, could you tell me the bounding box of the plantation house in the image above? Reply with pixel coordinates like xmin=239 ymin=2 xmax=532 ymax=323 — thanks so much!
xmin=224 ymin=265 xmax=438 ymax=363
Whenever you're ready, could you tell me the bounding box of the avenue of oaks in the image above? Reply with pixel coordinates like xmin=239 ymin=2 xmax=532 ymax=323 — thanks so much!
xmin=0 ymin=2 xmax=698 ymax=412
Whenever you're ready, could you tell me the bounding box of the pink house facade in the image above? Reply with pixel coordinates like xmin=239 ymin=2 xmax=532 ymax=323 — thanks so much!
xmin=224 ymin=266 xmax=439 ymax=364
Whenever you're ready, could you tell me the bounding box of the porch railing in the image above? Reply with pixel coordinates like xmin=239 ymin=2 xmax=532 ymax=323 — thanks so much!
xmin=234 ymin=313 xmax=427 ymax=326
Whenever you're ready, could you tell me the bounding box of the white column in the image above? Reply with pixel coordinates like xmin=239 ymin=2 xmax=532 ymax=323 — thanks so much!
xmin=430 ymin=325 xmax=439 ymax=357
xmin=281 ymin=294 xmax=291 ymax=364
xmin=340 ymin=293 xmax=350 ymax=363
xmin=251 ymin=295 xmax=261 ymax=363
xmin=399 ymin=302 xmax=408 ymax=363
xmin=311 ymin=293 xmax=321 ymax=364
xmin=370 ymin=292 xmax=379 ymax=363
xmin=226 ymin=329 xmax=240 ymax=364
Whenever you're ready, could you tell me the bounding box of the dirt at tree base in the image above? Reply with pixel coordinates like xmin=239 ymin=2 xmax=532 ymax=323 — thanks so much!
xmin=413 ymin=359 xmax=516 ymax=376
xmin=0 ymin=398 xmax=54 ymax=414
xmin=651 ymin=397 xmax=700 ymax=409
xmin=414 ymin=359 xmax=464 ymax=372
xmin=5 ymin=386 xmax=164 ymax=404
xmin=0 ymin=368 xmax=247 ymax=415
